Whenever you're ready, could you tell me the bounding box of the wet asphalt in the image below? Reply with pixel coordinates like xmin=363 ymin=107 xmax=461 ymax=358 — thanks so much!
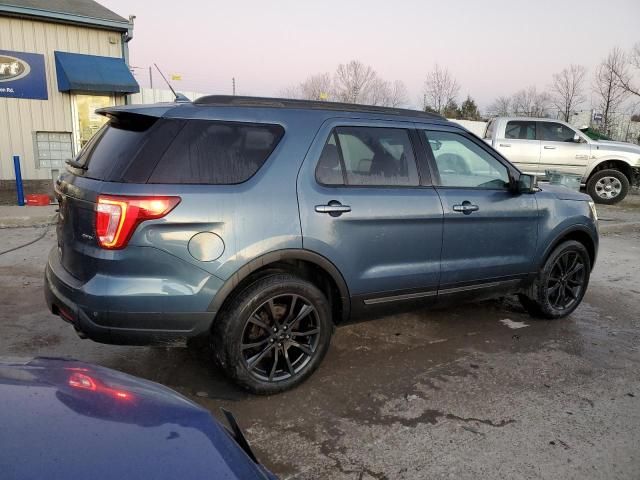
xmin=0 ymin=201 xmax=639 ymax=479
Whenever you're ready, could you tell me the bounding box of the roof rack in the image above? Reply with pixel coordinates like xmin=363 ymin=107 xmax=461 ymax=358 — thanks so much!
xmin=193 ymin=95 xmax=445 ymax=120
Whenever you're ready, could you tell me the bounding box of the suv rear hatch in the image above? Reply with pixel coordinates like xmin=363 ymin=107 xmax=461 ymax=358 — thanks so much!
xmin=55 ymin=103 xmax=285 ymax=283
xmin=55 ymin=106 xmax=180 ymax=281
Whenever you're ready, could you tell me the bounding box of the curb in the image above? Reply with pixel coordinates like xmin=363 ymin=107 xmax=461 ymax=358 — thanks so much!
xmin=0 ymin=213 xmax=58 ymax=229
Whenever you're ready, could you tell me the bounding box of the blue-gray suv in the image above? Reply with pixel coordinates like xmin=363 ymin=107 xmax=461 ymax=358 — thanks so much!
xmin=45 ymin=96 xmax=599 ymax=393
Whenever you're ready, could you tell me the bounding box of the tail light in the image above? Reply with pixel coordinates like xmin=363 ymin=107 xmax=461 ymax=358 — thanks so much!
xmin=96 ymin=195 xmax=180 ymax=249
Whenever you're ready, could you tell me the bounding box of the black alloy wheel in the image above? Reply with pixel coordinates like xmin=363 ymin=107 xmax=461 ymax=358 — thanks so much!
xmin=519 ymin=240 xmax=591 ymax=319
xmin=241 ymin=294 xmax=321 ymax=382
xmin=212 ymin=273 xmax=333 ymax=394
xmin=544 ymin=250 xmax=587 ymax=311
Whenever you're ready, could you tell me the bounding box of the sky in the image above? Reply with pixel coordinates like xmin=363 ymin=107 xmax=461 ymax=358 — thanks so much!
xmin=101 ymin=0 xmax=640 ymax=110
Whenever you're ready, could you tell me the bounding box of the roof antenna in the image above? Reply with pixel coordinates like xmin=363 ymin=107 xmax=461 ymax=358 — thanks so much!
xmin=154 ymin=63 xmax=189 ymax=103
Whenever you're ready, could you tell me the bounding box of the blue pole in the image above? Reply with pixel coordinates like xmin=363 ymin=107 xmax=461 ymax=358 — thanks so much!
xmin=13 ymin=155 xmax=25 ymax=206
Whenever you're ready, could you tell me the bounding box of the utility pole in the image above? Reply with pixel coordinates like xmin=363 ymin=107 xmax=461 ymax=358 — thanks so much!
xmin=232 ymin=77 xmax=236 ymax=96
xmin=149 ymin=66 xmax=153 ymax=89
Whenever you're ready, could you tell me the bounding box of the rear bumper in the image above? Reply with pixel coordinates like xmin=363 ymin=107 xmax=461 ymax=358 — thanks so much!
xmin=44 ymin=247 xmax=220 ymax=346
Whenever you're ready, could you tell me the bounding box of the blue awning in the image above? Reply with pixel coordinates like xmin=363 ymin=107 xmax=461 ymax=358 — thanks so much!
xmin=54 ymin=51 xmax=139 ymax=94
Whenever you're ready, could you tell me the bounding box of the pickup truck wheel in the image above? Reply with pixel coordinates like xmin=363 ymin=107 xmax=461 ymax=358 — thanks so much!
xmin=211 ymin=273 xmax=333 ymax=394
xmin=586 ymin=169 xmax=629 ymax=204
xmin=518 ymin=240 xmax=591 ymax=319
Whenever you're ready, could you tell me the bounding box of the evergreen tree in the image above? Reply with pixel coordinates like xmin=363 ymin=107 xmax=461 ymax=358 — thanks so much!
xmin=442 ymin=99 xmax=460 ymax=118
xmin=459 ymin=95 xmax=481 ymax=120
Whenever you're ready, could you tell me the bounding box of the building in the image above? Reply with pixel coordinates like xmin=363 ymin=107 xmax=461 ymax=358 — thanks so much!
xmin=129 ymin=88 xmax=208 ymax=105
xmin=567 ymin=110 xmax=640 ymax=144
xmin=0 ymin=0 xmax=139 ymax=196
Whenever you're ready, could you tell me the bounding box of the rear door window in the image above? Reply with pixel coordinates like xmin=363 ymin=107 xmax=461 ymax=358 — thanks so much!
xmin=316 ymin=132 xmax=345 ymax=185
xmin=148 ymin=120 xmax=284 ymax=184
xmin=505 ymin=121 xmax=536 ymax=140
xmin=316 ymin=126 xmax=419 ymax=187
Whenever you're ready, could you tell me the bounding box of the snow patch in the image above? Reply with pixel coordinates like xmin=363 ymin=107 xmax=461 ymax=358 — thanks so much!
xmin=500 ymin=318 xmax=529 ymax=329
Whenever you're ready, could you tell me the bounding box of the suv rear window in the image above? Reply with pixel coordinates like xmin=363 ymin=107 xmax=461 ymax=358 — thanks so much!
xmin=148 ymin=120 xmax=284 ymax=184
xmin=75 ymin=113 xmax=158 ymax=181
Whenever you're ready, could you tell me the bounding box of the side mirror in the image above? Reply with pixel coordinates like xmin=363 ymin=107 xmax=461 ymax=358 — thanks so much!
xmin=516 ymin=173 xmax=536 ymax=193
xmin=573 ymin=133 xmax=581 ymax=143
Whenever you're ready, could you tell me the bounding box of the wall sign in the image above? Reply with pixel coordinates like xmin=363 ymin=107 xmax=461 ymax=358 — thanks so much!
xmin=0 ymin=50 xmax=48 ymax=100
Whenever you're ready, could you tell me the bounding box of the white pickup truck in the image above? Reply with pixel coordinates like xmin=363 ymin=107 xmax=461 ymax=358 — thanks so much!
xmin=484 ymin=117 xmax=640 ymax=204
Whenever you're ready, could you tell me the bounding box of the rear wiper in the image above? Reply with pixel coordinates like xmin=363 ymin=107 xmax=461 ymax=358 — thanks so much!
xmin=65 ymin=159 xmax=87 ymax=170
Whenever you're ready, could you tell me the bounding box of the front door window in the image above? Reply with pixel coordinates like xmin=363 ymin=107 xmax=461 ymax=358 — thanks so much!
xmin=540 ymin=122 xmax=578 ymax=142
xmin=423 ymin=130 xmax=510 ymax=189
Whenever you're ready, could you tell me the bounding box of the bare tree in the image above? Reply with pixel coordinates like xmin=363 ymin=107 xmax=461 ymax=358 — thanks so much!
xmin=511 ymin=86 xmax=550 ymax=117
xmin=367 ymin=77 xmax=391 ymax=106
xmin=551 ymin=65 xmax=587 ymax=122
xmin=280 ymin=72 xmax=333 ymax=101
xmin=367 ymin=79 xmax=408 ymax=107
xmin=612 ymin=42 xmax=640 ymax=99
xmin=488 ymin=96 xmax=512 ymax=116
xmin=632 ymin=43 xmax=640 ymax=69
xmin=334 ymin=60 xmax=377 ymax=104
xmin=278 ymin=85 xmax=301 ymax=99
xmin=594 ymin=47 xmax=629 ymax=134
xmin=388 ymin=81 xmax=408 ymax=108
xmin=280 ymin=62 xmax=406 ymax=107
xmin=299 ymin=73 xmax=334 ymax=101
xmin=422 ymin=64 xmax=460 ymax=114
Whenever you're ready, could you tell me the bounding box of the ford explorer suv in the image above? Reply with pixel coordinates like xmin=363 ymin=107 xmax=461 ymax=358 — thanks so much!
xmin=45 ymin=96 xmax=599 ymax=394
xmin=484 ymin=116 xmax=640 ymax=204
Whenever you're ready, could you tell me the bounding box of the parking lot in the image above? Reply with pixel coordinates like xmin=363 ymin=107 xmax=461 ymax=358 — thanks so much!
xmin=1 ymin=198 xmax=639 ymax=480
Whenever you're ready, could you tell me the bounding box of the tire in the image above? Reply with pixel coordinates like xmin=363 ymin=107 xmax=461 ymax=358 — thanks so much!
xmin=586 ymin=169 xmax=629 ymax=205
xmin=518 ymin=240 xmax=591 ymax=319
xmin=211 ymin=273 xmax=333 ymax=394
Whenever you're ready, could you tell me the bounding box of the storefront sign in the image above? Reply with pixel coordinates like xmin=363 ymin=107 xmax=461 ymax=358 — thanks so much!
xmin=0 ymin=50 xmax=48 ymax=100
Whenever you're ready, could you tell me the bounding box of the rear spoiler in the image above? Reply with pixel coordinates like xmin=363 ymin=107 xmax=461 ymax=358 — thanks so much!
xmin=95 ymin=104 xmax=176 ymax=119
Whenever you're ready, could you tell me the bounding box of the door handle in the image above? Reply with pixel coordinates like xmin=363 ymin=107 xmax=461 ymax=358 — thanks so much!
xmin=315 ymin=201 xmax=351 ymax=217
xmin=452 ymin=202 xmax=479 ymax=215
xmin=543 ymin=145 xmax=556 ymax=149
xmin=499 ymin=143 xmax=511 ymax=147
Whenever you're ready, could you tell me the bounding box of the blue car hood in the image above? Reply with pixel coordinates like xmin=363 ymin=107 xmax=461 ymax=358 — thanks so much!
xmin=0 ymin=357 xmax=274 ymax=480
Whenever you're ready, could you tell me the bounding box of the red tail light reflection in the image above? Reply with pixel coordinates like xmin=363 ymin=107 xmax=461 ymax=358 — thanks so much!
xmin=68 ymin=371 xmax=133 ymax=401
